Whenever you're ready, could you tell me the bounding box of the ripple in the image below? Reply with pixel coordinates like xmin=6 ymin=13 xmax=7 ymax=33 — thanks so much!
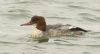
xmin=79 ymin=13 xmax=96 ymax=17
xmin=47 ymin=16 xmax=70 ymax=19
xmin=54 ymin=42 xmax=100 ymax=47
xmin=0 ymin=52 xmax=10 ymax=54
xmin=78 ymin=13 xmax=98 ymax=22
xmin=0 ymin=41 xmax=21 ymax=45
xmin=68 ymin=5 xmax=86 ymax=9
xmin=83 ymin=52 xmax=90 ymax=54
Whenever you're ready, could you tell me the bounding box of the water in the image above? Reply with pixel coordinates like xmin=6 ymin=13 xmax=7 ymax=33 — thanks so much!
xmin=0 ymin=0 xmax=100 ymax=54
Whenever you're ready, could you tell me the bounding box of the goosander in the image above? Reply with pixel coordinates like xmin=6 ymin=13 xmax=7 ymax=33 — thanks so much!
xmin=20 ymin=16 xmax=87 ymax=38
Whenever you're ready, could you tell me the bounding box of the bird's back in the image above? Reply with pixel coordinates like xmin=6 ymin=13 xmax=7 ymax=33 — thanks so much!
xmin=46 ymin=24 xmax=87 ymax=36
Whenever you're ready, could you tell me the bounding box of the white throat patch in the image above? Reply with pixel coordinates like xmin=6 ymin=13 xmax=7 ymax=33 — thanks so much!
xmin=32 ymin=28 xmax=43 ymax=38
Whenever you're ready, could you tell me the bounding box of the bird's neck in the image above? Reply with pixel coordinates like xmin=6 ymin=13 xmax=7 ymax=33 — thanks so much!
xmin=36 ymin=21 xmax=46 ymax=32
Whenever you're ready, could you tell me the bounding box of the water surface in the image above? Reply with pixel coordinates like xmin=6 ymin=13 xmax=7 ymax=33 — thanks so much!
xmin=0 ymin=0 xmax=100 ymax=54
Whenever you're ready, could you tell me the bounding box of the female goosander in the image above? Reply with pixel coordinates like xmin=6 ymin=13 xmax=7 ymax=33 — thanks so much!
xmin=20 ymin=16 xmax=87 ymax=38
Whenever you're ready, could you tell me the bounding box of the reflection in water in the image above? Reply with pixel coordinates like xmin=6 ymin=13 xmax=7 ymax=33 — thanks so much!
xmin=0 ymin=0 xmax=100 ymax=54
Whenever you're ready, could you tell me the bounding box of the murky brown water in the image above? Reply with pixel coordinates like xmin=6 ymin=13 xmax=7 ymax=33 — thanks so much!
xmin=0 ymin=0 xmax=100 ymax=54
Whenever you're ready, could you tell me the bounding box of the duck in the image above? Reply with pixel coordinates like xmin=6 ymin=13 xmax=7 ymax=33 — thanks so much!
xmin=20 ymin=15 xmax=88 ymax=38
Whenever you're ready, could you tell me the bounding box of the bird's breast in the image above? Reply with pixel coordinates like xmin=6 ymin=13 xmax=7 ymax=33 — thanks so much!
xmin=32 ymin=29 xmax=44 ymax=38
